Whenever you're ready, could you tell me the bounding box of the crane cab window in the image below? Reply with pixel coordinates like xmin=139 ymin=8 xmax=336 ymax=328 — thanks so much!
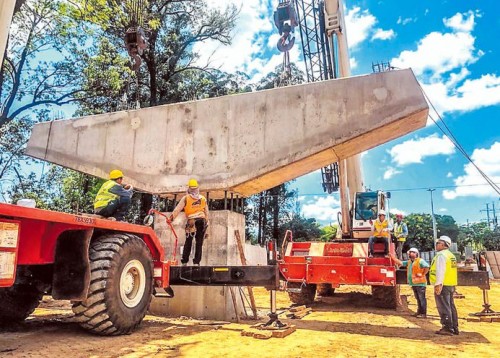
xmin=355 ymin=192 xmax=378 ymax=220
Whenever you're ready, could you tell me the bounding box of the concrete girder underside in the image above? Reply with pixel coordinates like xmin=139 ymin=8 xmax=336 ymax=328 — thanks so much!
xmin=26 ymin=69 xmax=428 ymax=197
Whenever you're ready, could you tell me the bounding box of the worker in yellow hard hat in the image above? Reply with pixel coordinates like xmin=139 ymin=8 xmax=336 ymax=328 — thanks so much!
xmin=94 ymin=169 xmax=133 ymax=221
xmin=170 ymin=178 xmax=209 ymax=266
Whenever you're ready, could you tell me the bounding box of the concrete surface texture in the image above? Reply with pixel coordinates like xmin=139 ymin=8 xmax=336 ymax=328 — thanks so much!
xmin=149 ymin=210 xmax=267 ymax=320
xmin=0 ymin=0 xmax=15 ymax=66
xmin=26 ymin=69 xmax=428 ymax=197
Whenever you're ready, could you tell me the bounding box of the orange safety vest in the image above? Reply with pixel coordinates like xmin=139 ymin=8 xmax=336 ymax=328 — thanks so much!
xmin=373 ymin=219 xmax=390 ymax=238
xmin=409 ymin=258 xmax=427 ymax=285
xmin=184 ymin=195 xmax=207 ymax=218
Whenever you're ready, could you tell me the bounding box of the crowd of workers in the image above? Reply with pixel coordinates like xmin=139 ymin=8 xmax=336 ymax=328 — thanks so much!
xmin=367 ymin=209 xmax=459 ymax=335
xmin=93 ymin=169 xmax=459 ymax=336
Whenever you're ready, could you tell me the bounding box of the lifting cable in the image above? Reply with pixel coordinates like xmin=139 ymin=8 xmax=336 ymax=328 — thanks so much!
xmin=419 ymin=85 xmax=500 ymax=196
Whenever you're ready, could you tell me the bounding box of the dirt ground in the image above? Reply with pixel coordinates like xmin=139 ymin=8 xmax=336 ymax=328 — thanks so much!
xmin=1 ymin=282 xmax=500 ymax=358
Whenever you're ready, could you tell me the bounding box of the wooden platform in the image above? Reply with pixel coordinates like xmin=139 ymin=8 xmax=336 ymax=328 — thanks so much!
xmin=241 ymin=324 xmax=296 ymax=339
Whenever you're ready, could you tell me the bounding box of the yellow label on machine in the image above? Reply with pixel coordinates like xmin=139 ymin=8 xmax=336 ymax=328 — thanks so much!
xmin=213 ymin=267 xmax=229 ymax=272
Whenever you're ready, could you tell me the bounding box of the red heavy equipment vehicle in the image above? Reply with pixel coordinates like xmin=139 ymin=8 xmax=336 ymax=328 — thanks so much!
xmin=0 ymin=203 xmax=279 ymax=335
xmin=271 ymin=0 xmax=400 ymax=307
xmin=275 ymin=0 xmax=490 ymax=307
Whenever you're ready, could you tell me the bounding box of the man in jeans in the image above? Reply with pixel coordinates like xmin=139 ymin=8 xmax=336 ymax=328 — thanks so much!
xmin=391 ymin=248 xmax=429 ymax=318
xmin=170 ymin=179 xmax=209 ymax=266
xmin=430 ymin=235 xmax=459 ymax=336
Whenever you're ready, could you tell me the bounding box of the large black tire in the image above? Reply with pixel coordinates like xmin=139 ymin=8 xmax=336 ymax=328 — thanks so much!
xmin=371 ymin=285 xmax=401 ymax=309
xmin=287 ymin=282 xmax=316 ymax=305
xmin=317 ymin=283 xmax=335 ymax=297
xmin=72 ymin=234 xmax=153 ymax=335
xmin=0 ymin=285 xmax=42 ymax=324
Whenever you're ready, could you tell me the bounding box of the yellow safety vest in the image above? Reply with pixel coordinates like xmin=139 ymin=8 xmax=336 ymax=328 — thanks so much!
xmin=429 ymin=249 xmax=457 ymax=286
xmin=374 ymin=219 xmax=390 ymax=238
xmin=395 ymin=222 xmax=406 ymax=242
xmin=184 ymin=195 xmax=207 ymax=218
xmin=94 ymin=180 xmax=119 ymax=210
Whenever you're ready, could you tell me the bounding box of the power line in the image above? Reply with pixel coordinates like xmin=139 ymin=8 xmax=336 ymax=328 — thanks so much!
xmin=419 ymin=85 xmax=500 ymax=196
xmin=293 ymin=182 xmax=500 ymax=196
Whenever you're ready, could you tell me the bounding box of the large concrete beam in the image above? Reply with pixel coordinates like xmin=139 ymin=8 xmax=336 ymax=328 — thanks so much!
xmin=0 ymin=0 xmax=16 ymax=65
xmin=26 ymin=69 xmax=428 ymax=197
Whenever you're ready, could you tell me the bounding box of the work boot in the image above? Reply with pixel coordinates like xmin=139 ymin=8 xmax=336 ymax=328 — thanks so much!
xmin=435 ymin=328 xmax=454 ymax=336
xmin=194 ymin=263 xmax=200 ymax=267
xmin=181 ymin=263 xmax=187 ymax=267
xmin=452 ymin=328 xmax=460 ymax=335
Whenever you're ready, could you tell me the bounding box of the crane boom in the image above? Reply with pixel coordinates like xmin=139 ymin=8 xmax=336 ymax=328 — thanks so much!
xmin=294 ymin=0 xmax=362 ymax=234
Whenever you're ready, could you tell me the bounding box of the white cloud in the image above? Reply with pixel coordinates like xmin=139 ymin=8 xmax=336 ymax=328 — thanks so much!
xmin=194 ymin=0 xmax=274 ymax=76
xmin=345 ymin=7 xmax=394 ymax=49
xmin=397 ymin=16 xmax=415 ymax=26
xmin=392 ymin=30 xmax=478 ymax=78
xmin=447 ymin=172 xmax=453 ymax=178
xmin=383 ymin=167 xmax=402 ymax=180
xmin=388 ymin=134 xmax=455 ymax=166
xmin=438 ymin=208 xmax=448 ymax=212
xmin=302 ymin=196 xmax=340 ymax=222
xmin=390 ymin=208 xmax=407 ymax=216
xmin=350 ymin=57 xmax=358 ymax=69
xmin=443 ymin=142 xmax=500 ymax=199
xmin=422 ymin=73 xmax=500 ymax=115
xmin=391 ymin=10 xmax=500 ymax=115
xmin=372 ymin=29 xmax=395 ymax=41
xmin=443 ymin=11 xmax=476 ymax=32
xmin=345 ymin=7 xmax=376 ymax=49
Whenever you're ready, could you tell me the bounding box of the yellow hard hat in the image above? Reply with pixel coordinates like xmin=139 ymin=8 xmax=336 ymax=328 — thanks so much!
xmin=109 ymin=169 xmax=124 ymax=180
xmin=187 ymin=178 xmax=198 ymax=188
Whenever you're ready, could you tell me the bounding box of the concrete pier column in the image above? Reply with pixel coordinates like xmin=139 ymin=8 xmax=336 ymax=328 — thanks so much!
xmin=149 ymin=211 xmax=267 ymax=320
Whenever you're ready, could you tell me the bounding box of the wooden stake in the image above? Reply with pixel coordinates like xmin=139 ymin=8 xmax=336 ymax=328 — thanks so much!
xmin=234 ymin=230 xmax=258 ymax=319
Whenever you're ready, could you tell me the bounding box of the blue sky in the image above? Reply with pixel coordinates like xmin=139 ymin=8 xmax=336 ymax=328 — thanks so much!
xmin=4 ymin=1 xmax=498 ymax=226
xmin=201 ymin=0 xmax=500 ymax=225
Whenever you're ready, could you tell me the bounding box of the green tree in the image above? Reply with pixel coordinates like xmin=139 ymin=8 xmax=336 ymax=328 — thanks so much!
xmin=64 ymin=0 xmax=239 ymax=111
xmin=280 ymin=213 xmax=322 ymax=242
xmin=0 ymin=0 xmax=87 ymax=128
xmin=245 ymin=183 xmax=298 ymax=246
xmin=319 ymin=224 xmax=338 ymax=242
xmin=255 ymin=63 xmax=305 ymax=90
xmin=457 ymin=222 xmax=500 ymax=252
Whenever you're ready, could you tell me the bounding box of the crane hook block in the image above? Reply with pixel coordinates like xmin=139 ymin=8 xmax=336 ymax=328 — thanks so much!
xmin=273 ymin=1 xmax=298 ymax=35
xmin=125 ymin=26 xmax=149 ymax=71
xmin=277 ymin=34 xmax=295 ymax=52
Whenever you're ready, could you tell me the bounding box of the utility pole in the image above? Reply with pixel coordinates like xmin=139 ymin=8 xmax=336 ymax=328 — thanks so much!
xmin=492 ymin=202 xmax=498 ymax=229
xmin=479 ymin=202 xmax=498 ymax=230
xmin=428 ymin=189 xmax=437 ymax=241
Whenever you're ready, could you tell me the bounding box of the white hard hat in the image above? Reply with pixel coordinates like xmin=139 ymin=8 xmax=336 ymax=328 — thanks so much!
xmin=378 ymin=210 xmax=386 ymax=216
xmin=408 ymin=247 xmax=419 ymax=256
xmin=437 ymin=235 xmax=452 ymax=247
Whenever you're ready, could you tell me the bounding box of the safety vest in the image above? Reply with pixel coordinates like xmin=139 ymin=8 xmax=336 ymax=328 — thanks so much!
xmin=94 ymin=180 xmax=119 ymax=209
xmin=184 ymin=195 xmax=207 ymax=218
xmin=373 ymin=219 xmax=390 ymax=238
xmin=429 ymin=249 xmax=457 ymax=286
xmin=394 ymin=222 xmax=407 ymax=242
xmin=408 ymin=258 xmax=427 ymax=285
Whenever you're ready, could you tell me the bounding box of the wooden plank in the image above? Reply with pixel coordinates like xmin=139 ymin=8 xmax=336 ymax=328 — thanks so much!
xmin=289 ymin=305 xmax=307 ymax=312
xmin=234 ymin=230 xmax=258 ymax=319
xmin=229 ymin=287 xmax=240 ymax=323
xmin=241 ymin=325 xmax=296 ymax=339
